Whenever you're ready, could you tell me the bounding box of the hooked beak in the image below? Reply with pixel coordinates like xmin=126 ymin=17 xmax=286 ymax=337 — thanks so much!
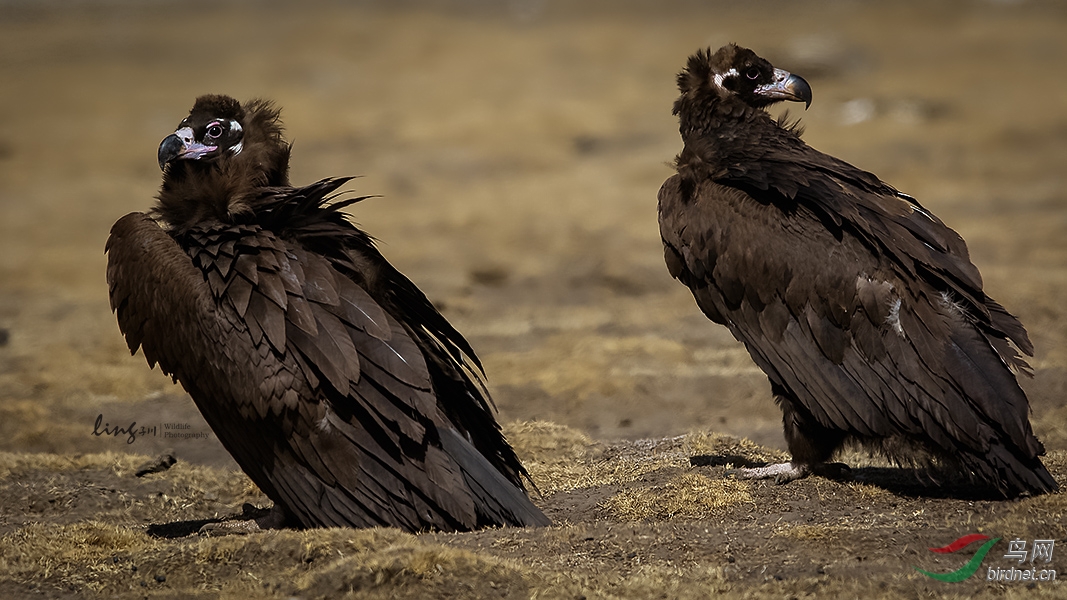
xmin=755 ymin=68 xmax=813 ymax=109
xmin=157 ymin=126 xmax=218 ymax=170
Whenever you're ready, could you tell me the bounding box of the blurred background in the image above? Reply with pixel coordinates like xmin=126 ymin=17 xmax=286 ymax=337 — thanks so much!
xmin=1 ymin=0 xmax=1065 ymax=468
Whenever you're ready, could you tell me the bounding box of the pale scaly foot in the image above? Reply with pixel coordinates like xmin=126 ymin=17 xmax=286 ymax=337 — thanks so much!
xmin=724 ymin=461 xmax=850 ymax=484
xmin=725 ymin=462 xmax=810 ymax=484
xmin=198 ymin=504 xmax=289 ymax=536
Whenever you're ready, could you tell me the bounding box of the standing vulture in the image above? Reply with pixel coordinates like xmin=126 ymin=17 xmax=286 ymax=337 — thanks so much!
xmin=659 ymin=45 xmax=1057 ymax=497
xmin=106 ymin=95 xmax=549 ymax=530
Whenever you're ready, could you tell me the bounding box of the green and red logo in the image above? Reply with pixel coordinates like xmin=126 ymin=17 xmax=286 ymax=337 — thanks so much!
xmin=914 ymin=534 xmax=1001 ymax=582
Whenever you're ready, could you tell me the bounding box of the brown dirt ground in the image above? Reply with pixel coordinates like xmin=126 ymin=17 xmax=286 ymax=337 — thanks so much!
xmin=1 ymin=1 xmax=1066 ymax=598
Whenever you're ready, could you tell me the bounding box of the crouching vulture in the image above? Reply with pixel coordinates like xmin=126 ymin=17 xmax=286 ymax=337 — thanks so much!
xmin=659 ymin=45 xmax=1057 ymax=497
xmin=106 ymin=95 xmax=549 ymax=530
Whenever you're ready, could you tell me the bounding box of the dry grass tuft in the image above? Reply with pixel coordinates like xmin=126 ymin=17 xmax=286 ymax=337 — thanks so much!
xmin=682 ymin=430 xmax=790 ymax=464
xmin=505 ymin=420 xmax=631 ymax=494
xmin=299 ymin=542 xmax=532 ymax=598
xmin=0 ymin=450 xmax=145 ymax=480
xmin=601 ymin=472 xmax=752 ymax=521
xmin=504 ymin=420 xmax=598 ymax=494
xmin=505 ymin=420 xmax=592 ymax=467
xmin=0 ymin=522 xmax=160 ymax=590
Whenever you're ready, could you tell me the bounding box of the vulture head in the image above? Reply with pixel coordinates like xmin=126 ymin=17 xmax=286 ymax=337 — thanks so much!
xmin=155 ymin=95 xmax=291 ymax=231
xmin=157 ymin=95 xmax=246 ymax=169
xmin=673 ymin=44 xmax=812 ymax=136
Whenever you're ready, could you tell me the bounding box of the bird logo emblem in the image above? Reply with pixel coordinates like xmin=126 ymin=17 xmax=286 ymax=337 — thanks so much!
xmin=914 ymin=534 xmax=1000 ymax=582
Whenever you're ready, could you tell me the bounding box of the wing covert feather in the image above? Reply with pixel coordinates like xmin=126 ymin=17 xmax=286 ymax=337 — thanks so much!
xmin=106 ymin=212 xmax=214 ymax=378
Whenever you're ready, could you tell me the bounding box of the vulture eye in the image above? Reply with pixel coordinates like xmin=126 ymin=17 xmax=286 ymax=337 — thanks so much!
xmin=206 ymin=123 xmax=225 ymax=139
xmin=745 ymin=67 xmax=761 ymax=80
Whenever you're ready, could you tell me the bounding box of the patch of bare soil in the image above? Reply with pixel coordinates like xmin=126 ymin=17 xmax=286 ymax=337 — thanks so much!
xmin=1 ymin=1 xmax=1066 ymax=598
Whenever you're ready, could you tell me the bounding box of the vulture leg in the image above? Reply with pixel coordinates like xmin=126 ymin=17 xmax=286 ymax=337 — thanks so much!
xmin=779 ymin=392 xmax=847 ymax=468
xmin=730 ymin=390 xmax=848 ymax=483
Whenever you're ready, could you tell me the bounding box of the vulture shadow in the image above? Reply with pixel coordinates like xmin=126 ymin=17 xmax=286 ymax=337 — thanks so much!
xmin=689 ymin=455 xmax=1011 ymax=501
xmin=845 ymin=466 xmax=1012 ymax=501
xmin=690 ymin=454 xmax=766 ymax=469
xmin=146 ymin=518 xmax=221 ymax=539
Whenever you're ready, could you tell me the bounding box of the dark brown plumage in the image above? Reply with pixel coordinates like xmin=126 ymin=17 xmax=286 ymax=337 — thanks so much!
xmin=660 ymin=45 xmax=1057 ymax=497
xmin=107 ymin=95 xmax=549 ymax=530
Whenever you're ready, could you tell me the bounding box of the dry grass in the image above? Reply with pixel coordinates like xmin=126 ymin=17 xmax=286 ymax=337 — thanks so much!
xmin=0 ymin=449 xmax=265 ymax=504
xmin=0 ymin=450 xmax=144 ymax=480
xmin=506 ymin=420 xmax=694 ymax=494
xmin=506 ymin=421 xmax=794 ymax=498
xmin=297 ymin=539 xmax=537 ymax=599
xmin=773 ymin=523 xmax=847 ymax=541
xmin=1 ymin=425 xmax=1065 ymax=599
xmin=601 ymin=472 xmax=752 ymax=521
xmin=681 ymin=430 xmax=791 ymax=464
xmin=0 ymin=522 xmax=159 ymax=591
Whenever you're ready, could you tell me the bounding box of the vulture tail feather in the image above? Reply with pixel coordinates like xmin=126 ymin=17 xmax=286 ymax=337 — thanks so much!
xmin=438 ymin=428 xmax=550 ymax=528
